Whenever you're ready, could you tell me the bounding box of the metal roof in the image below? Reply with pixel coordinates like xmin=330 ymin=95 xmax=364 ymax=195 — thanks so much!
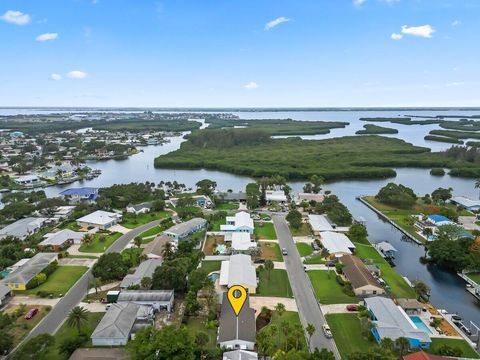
xmin=117 ymin=290 xmax=174 ymax=303
xmin=120 ymin=259 xmax=162 ymax=288
xmin=39 ymin=229 xmax=84 ymax=246
xmin=1 ymin=253 xmax=57 ymax=285
xmin=320 ymin=232 xmax=355 ymax=254
xmin=308 ymin=214 xmax=333 ymax=232
xmin=0 ymin=217 xmax=48 ymax=240
xmin=219 ymin=254 xmax=257 ymax=288
xmin=163 ymin=217 xmax=207 ymax=237
xmin=91 ymin=302 xmax=142 ymax=340
xmin=77 ymin=210 xmax=121 ymax=226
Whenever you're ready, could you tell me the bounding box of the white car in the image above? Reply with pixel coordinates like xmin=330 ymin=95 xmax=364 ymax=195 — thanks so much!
xmin=322 ymin=324 xmax=332 ymax=338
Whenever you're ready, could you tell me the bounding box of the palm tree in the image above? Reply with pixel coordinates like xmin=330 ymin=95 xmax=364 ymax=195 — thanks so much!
xmin=306 ymin=323 xmax=316 ymax=348
xmin=264 ymin=260 xmax=274 ymax=280
xmin=413 ymin=280 xmax=430 ymax=301
xmin=256 ymin=331 xmax=272 ymax=359
xmin=269 ymin=324 xmax=279 ymax=351
xmin=280 ymin=320 xmax=290 ymax=350
xmin=380 ymin=337 xmax=394 ymax=353
xmin=82 ymin=233 xmax=94 ymax=247
xmin=140 ymin=276 xmax=152 ymax=289
xmin=134 ymin=236 xmax=142 ymax=248
xmin=66 ymin=306 xmax=89 ymax=334
xmin=275 ymin=303 xmax=286 ymax=318
xmin=395 ymin=337 xmax=410 ymax=357
xmin=195 ymin=332 xmax=209 ymax=359
xmin=293 ymin=323 xmax=303 ymax=350
xmin=162 ymin=242 xmax=175 ymax=260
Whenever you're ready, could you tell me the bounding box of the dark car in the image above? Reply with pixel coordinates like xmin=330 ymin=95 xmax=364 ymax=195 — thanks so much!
xmin=254 ymin=258 xmax=266 ymax=264
xmin=25 ymin=308 xmax=38 ymax=320
xmin=325 ymin=261 xmax=335 ymax=267
xmin=346 ymin=304 xmax=358 ymax=311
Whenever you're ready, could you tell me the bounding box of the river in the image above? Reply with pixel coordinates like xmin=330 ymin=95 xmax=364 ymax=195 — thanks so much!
xmin=5 ymin=108 xmax=480 ymax=326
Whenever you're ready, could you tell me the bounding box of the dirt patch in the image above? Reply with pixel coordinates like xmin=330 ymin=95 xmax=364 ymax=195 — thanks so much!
xmin=439 ymin=319 xmax=459 ymax=336
xmin=204 ymin=235 xmax=225 ymax=255
xmin=256 ymin=308 xmax=273 ymax=331
xmin=260 ymin=242 xmax=280 ymax=261
xmin=155 ymin=297 xmax=185 ymax=329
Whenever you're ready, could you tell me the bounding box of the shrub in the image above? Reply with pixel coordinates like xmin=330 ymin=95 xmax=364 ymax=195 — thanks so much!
xmin=430 ymin=168 xmax=446 ymax=176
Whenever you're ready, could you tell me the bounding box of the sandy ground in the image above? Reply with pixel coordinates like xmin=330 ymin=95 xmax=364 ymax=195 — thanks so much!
xmin=249 ymin=296 xmax=298 ymax=316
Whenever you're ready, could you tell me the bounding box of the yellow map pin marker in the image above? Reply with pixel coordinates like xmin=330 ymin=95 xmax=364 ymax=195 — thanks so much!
xmin=227 ymin=285 xmax=247 ymax=316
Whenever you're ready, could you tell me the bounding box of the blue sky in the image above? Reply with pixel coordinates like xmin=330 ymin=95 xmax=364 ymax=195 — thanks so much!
xmin=0 ymin=0 xmax=479 ymax=107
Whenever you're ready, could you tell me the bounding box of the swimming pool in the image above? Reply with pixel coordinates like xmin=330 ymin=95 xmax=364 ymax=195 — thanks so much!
xmin=208 ymin=272 xmax=220 ymax=282
xmin=216 ymin=244 xmax=227 ymax=254
xmin=410 ymin=316 xmax=432 ymax=334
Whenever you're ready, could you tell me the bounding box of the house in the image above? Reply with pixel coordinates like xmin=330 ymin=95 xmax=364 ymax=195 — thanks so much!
xmin=451 ymin=196 xmax=480 ymax=212
xmin=308 ymin=214 xmax=334 ymax=234
xmin=265 ymin=190 xmax=287 ymax=204
xmin=163 ymin=218 xmax=207 ymax=242
xmin=0 ymin=253 xmax=57 ymax=290
xmin=219 ymin=254 xmax=257 ymax=294
xmin=52 ymin=206 xmax=75 ymax=219
xmin=365 ymin=296 xmax=431 ymax=349
xmin=0 ymin=283 xmax=11 ymax=305
xmin=70 ymin=348 xmax=130 ymax=360
xmin=59 ymin=187 xmax=98 ymax=203
xmin=218 ymin=292 xmax=256 ymax=350
xmin=13 ymin=174 xmax=41 ymax=186
xmin=216 ymin=191 xmax=247 ymax=202
xmin=39 ymin=229 xmax=84 ymax=251
xmin=223 ymin=350 xmax=258 ymax=360
xmin=427 ymin=215 xmax=454 ymax=227
xmin=126 ymin=202 xmax=152 ymax=215
xmin=397 ymin=298 xmax=426 ymax=315
xmin=320 ymin=232 xmax=356 ymax=257
xmin=77 ymin=210 xmax=122 ymax=230
xmin=142 ymin=235 xmax=170 ymax=259
xmin=403 ymin=350 xmax=453 ymax=360
xmin=120 ymin=259 xmax=162 ymax=289
xmin=376 ymin=241 xmax=397 ymax=259
xmin=167 ymin=195 xmax=212 ymax=208
xmin=0 ymin=217 xmax=48 ymax=241
xmin=117 ymin=290 xmax=174 ymax=312
xmin=40 ymin=164 xmax=75 ymax=180
xmin=91 ymin=302 xmax=154 ymax=346
xmin=220 ymin=212 xmax=254 ymax=234
xmin=296 ymin=193 xmax=325 ymax=205
xmin=340 ymin=255 xmax=385 ymax=296
xmin=224 ymin=232 xmax=257 ymax=252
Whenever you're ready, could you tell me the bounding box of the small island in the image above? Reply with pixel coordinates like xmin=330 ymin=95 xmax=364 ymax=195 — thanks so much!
xmin=355 ymin=124 xmax=399 ymax=135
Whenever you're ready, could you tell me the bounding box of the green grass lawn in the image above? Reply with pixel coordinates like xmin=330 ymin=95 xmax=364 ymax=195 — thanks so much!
xmin=326 ymin=313 xmax=377 ymax=358
xmin=201 ymin=260 xmax=222 ymax=274
xmin=61 ymin=221 xmax=81 ymax=231
xmin=138 ymin=225 xmax=162 ymax=239
xmin=257 ymin=268 xmax=292 ymax=297
xmin=259 ymin=311 xmax=307 ymax=352
xmin=353 ymin=242 xmax=416 ymax=298
xmin=427 ymin=338 xmax=480 ymax=359
xmin=308 ymin=270 xmax=358 ymax=304
xmin=121 ymin=210 xmax=170 ymax=229
xmin=78 ymin=232 xmax=122 ymax=253
xmin=185 ymin=317 xmax=218 ymax=349
xmin=255 ymin=222 xmax=277 ymax=239
xmin=208 ymin=216 xmax=227 ymax=231
xmin=67 ymin=254 xmax=99 ymax=259
xmin=215 ymin=203 xmax=239 ymax=210
xmin=296 ymin=242 xmax=313 ymax=257
xmin=303 ymin=253 xmax=326 ymax=264
xmin=467 ymin=272 xmax=480 ymax=285
xmin=22 ymin=266 xmax=88 ymax=297
xmin=290 ymin=223 xmax=312 ymax=236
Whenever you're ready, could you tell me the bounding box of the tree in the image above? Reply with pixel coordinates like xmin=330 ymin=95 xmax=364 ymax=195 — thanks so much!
xmin=134 ymin=236 xmax=142 ymax=248
xmin=162 ymin=241 xmax=175 ymax=260
xmin=306 ymin=323 xmax=316 ymax=347
xmin=58 ymin=335 xmax=88 ymax=357
xmin=379 ymin=338 xmax=394 ymax=353
xmin=92 ymin=253 xmax=129 ymax=281
xmin=257 ymin=330 xmax=273 ymax=358
xmin=152 ymin=257 xmax=191 ymax=293
xmin=90 ymin=277 xmax=102 ymax=295
xmin=264 ymin=260 xmax=274 ymax=280
xmin=81 ymin=233 xmax=94 ymax=247
xmin=310 ymin=348 xmax=335 ymax=360
xmin=140 ymin=276 xmax=152 ymax=289
xmin=310 ymin=175 xmax=324 ymax=194
xmin=194 ymin=332 xmax=209 ymax=359
xmin=286 ymin=209 xmax=303 ymax=229
xmin=394 ymin=337 xmax=410 ymax=357
xmin=347 ymin=223 xmax=368 ymax=243
xmin=431 ymin=187 xmax=453 ymax=204
xmin=14 ymin=333 xmax=55 ymax=360
xmin=127 ymin=325 xmax=195 ymax=360
xmin=195 ymin=179 xmax=217 ymax=196
xmin=67 ymin=306 xmax=89 ymax=334
xmin=436 ymin=344 xmax=463 ymax=357
xmin=275 ymin=302 xmax=286 ymax=318
xmin=375 ymin=183 xmax=417 ymax=209
xmin=0 ymin=333 xmax=13 ymax=355
xmin=413 ymin=280 xmax=430 ymax=301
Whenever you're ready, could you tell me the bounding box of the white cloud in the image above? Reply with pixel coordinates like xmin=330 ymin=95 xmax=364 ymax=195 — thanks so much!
xmin=391 ymin=33 xmax=403 ymax=40
xmin=244 ymin=81 xmax=259 ymax=90
xmin=67 ymin=70 xmax=88 ymax=79
xmin=452 ymin=20 xmax=461 ymax=26
xmin=0 ymin=10 xmax=31 ymax=25
xmin=50 ymin=73 xmax=62 ymax=81
xmin=36 ymin=33 xmax=58 ymax=42
xmin=264 ymin=17 xmax=290 ymax=31
xmin=353 ymin=0 xmax=367 ymax=6
xmin=401 ymin=24 xmax=435 ymax=38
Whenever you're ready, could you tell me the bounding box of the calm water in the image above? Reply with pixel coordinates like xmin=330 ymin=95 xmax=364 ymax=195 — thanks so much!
xmin=6 ymin=108 xmax=480 ymax=326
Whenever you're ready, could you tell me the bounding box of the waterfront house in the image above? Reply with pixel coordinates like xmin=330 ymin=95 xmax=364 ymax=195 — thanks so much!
xmin=117 ymin=290 xmax=174 ymax=312
xmin=120 ymin=259 xmax=162 ymax=289
xmin=364 ymin=296 xmax=431 ymax=349
xmin=451 ymin=196 xmax=480 ymax=212
xmin=126 ymin=202 xmax=152 ymax=215
xmin=340 ymin=255 xmax=385 ymax=296
xmin=320 ymin=231 xmax=356 ymax=257
xmin=295 ymin=192 xmax=325 ymax=205
xmin=167 ymin=195 xmax=212 ymax=209
xmin=218 ymin=292 xmax=256 ymax=350
xmin=223 ymin=350 xmax=258 ymax=360
xmin=216 ymin=191 xmax=248 ymax=203
xmin=265 ymin=190 xmax=287 ymax=204
xmin=0 ymin=253 xmax=57 ymax=290
xmin=427 ymin=215 xmax=454 ymax=227
xmin=308 ymin=214 xmax=334 ymax=234
xmin=220 ymin=211 xmax=254 ymax=234
xmin=397 ymin=298 xmax=426 ymax=315
xmin=13 ymin=174 xmax=41 ymax=186
xmin=0 ymin=217 xmax=48 ymax=241
xmin=163 ymin=218 xmax=207 ymax=242
xmin=39 ymin=229 xmax=84 ymax=251
xmin=76 ymin=210 xmax=122 ymax=230
xmin=224 ymin=232 xmax=257 ymax=253
xmin=219 ymin=254 xmax=257 ymax=294
xmin=40 ymin=164 xmax=75 ymax=180
xmin=59 ymin=187 xmax=98 ymax=203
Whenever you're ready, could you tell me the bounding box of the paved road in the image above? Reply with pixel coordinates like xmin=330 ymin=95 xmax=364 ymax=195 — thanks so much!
xmin=14 ymin=220 xmax=162 ymax=351
xmin=272 ymin=215 xmax=340 ymax=359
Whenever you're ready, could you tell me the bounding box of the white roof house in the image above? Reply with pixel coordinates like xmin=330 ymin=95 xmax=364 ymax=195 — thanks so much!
xmin=265 ymin=190 xmax=287 ymax=203
xmin=225 ymin=232 xmax=257 ymax=251
xmin=39 ymin=229 xmax=84 ymax=247
xmin=221 ymin=211 xmax=254 ymax=233
xmin=320 ymin=231 xmax=356 ymax=256
xmin=0 ymin=217 xmax=48 ymax=240
xmin=219 ymin=254 xmax=257 ymax=293
xmin=451 ymin=196 xmax=480 ymax=211
xmin=308 ymin=214 xmax=334 ymax=233
xmin=223 ymin=350 xmax=258 ymax=360
xmin=76 ymin=210 xmax=122 ymax=230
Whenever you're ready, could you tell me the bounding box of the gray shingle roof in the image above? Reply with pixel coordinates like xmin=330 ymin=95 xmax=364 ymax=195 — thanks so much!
xmin=0 ymin=253 xmax=57 ymax=285
xmin=91 ymin=303 xmax=141 ymax=340
xmin=340 ymin=254 xmax=383 ymax=290
xmin=0 ymin=217 xmax=48 ymax=240
xmin=39 ymin=229 xmax=84 ymax=246
xmin=218 ymin=292 xmax=256 ymax=344
xmin=164 ymin=218 xmax=206 ymax=237
xmin=117 ymin=290 xmax=174 ymax=303
xmin=120 ymin=259 xmax=163 ymax=288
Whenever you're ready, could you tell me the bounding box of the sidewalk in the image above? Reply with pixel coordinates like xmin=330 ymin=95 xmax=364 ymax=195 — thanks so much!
xmin=9 ymin=296 xmax=60 ymax=307
xmin=87 ymin=281 xmax=120 ymax=295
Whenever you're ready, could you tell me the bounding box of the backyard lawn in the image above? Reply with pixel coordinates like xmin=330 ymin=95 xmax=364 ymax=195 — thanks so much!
xmin=303 ymin=253 xmax=326 ymax=264
xmin=255 ymin=222 xmax=277 ymax=240
xmin=257 ymin=268 xmax=292 ymax=297
xmin=260 ymin=241 xmax=283 ymax=261
xmin=215 ymin=203 xmax=239 ymax=210
xmin=22 ymin=266 xmax=88 ymax=297
xmin=79 ymin=232 xmax=122 ymax=253
xmin=290 ymin=223 xmax=312 ymax=236
xmin=185 ymin=317 xmax=218 ymax=349
xmin=121 ymin=210 xmax=170 ymax=229
xmin=353 ymin=242 xmax=416 ymax=298
xmin=201 ymin=260 xmax=222 ymax=274
xmin=427 ymin=338 xmax=480 ymax=359
xmin=296 ymin=242 xmax=313 ymax=257
xmin=208 ymin=216 xmax=227 ymax=231
xmin=326 ymin=313 xmax=377 ymax=358
xmin=259 ymin=311 xmax=307 ymax=351
xmin=467 ymin=272 xmax=480 ymax=285
xmin=4 ymin=305 xmax=50 ymax=348
xmin=308 ymin=270 xmax=358 ymax=304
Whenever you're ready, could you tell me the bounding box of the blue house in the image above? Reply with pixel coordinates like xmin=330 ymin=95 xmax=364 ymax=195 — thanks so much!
xmin=59 ymin=187 xmax=98 ymax=203
xmin=365 ymin=297 xmax=431 ymax=349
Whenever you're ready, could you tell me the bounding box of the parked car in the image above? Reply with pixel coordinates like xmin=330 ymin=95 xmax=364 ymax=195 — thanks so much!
xmin=311 ymin=242 xmax=320 ymax=251
xmin=346 ymin=304 xmax=358 ymax=311
xmin=263 ymin=216 xmax=271 ymax=221
xmin=325 ymin=261 xmax=335 ymax=267
xmin=322 ymin=324 xmax=332 ymax=338
xmin=282 ymin=248 xmax=288 ymax=255
xmin=25 ymin=308 xmax=38 ymax=320
xmin=254 ymin=258 xmax=266 ymax=264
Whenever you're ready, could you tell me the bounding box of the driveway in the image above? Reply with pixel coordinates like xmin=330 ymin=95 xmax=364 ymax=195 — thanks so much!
xmin=458 ymin=216 xmax=480 ymax=231
xmin=249 ymin=296 xmax=298 ymax=315
xmin=272 ymin=215 xmax=340 ymax=359
xmin=59 ymin=258 xmax=96 ymax=267
xmin=66 ymin=244 xmax=100 ymax=257
xmin=109 ymin=224 xmax=131 ymax=234
xmin=9 ymin=296 xmax=60 ymax=307
xmin=320 ymin=304 xmax=356 ymax=315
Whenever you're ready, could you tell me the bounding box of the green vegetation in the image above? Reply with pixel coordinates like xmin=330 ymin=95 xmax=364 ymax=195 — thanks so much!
xmin=257 ymin=268 xmax=292 ymax=297
xmin=359 ymin=117 xmax=442 ymax=125
xmin=22 ymin=266 xmax=88 ymax=297
xmin=353 ymin=242 xmax=416 ymax=298
xmin=326 ymin=313 xmax=377 ymax=358
xmin=289 ymin=223 xmax=312 ymax=236
xmin=430 ymin=168 xmax=446 ymax=176
xmin=260 ymin=241 xmax=283 ymax=261
xmin=308 ymin=270 xmax=358 ymax=304
xmin=121 ymin=210 xmax=170 ymax=229
xmin=185 ymin=317 xmax=218 ymax=349
xmin=258 ymin=311 xmax=307 ymax=352
xmin=439 ymin=119 xmax=480 ymax=131
xmin=427 ymin=338 xmax=480 ymax=359
xmin=214 ymin=203 xmax=239 ymax=210
xmin=356 ymin=124 xmax=398 ymax=135
xmin=78 ymin=232 xmax=122 ymax=253
xmin=430 ymin=129 xmax=480 ymax=140
xmin=303 ymin=253 xmax=326 ymax=264
xmin=138 ymin=225 xmax=162 ymax=238
xmin=314 ymin=195 xmax=353 ymax=226
xmin=467 ymin=272 xmax=480 ymax=284
xmin=424 ymin=135 xmax=464 ymax=144
xmin=200 ymin=260 xmax=222 ymax=274
xmin=375 ymin=182 xmax=417 ymax=209
xmin=296 ymin=242 xmax=314 ymax=257
xmin=255 ymin=222 xmax=277 ymax=239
